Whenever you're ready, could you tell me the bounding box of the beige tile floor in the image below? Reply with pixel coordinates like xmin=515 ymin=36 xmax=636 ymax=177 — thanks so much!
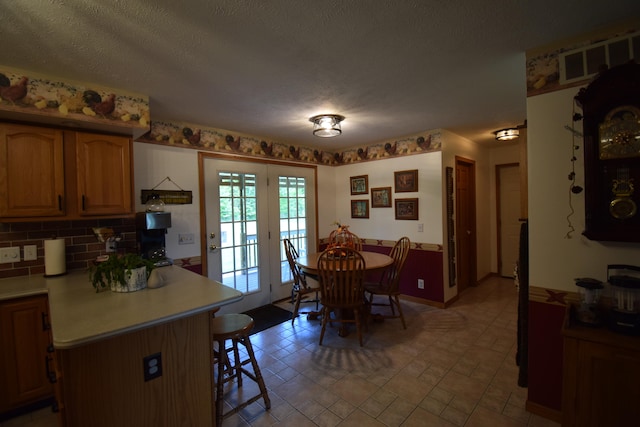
xmin=2 ymin=276 xmax=560 ymax=427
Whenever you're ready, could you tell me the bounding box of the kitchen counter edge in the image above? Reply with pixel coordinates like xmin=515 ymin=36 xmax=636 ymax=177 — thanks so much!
xmin=0 ymin=266 xmax=242 ymax=350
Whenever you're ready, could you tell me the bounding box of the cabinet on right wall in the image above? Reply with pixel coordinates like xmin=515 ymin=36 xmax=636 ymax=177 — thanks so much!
xmin=562 ymin=307 xmax=640 ymax=426
xmin=0 ymin=122 xmax=134 ymax=221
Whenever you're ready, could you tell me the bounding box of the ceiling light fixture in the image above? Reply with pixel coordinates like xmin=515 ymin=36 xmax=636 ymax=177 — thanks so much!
xmin=494 ymin=128 xmax=520 ymax=141
xmin=310 ymin=114 xmax=345 ymax=137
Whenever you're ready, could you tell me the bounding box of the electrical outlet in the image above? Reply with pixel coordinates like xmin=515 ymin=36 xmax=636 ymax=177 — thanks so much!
xmin=417 ymin=279 xmax=425 ymax=289
xmin=178 ymin=233 xmax=194 ymax=245
xmin=0 ymin=247 xmax=20 ymax=264
xmin=143 ymin=352 xmax=162 ymax=381
xmin=23 ymin=245 xmax=38 ymax=261
xmin=418 ymin=223 xmax=424 ymax=232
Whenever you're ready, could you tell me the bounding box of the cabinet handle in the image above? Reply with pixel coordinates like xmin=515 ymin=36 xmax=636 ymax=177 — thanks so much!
xmin=47 ymin=344 xmax=54 ymax=353
xmin=58 ymin=195 xmax=62 ymax=211
xmin=42 ymin=312 xmax=51 ymax=331
xmin=45 ymin=355 xmax=57 ymax=383
xmin=82 ymin=195 xmax=86 ymax=211
xmin=51 ymin=400 xmax=59 ymax=413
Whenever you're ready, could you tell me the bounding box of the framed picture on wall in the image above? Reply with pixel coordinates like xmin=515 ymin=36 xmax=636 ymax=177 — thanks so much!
xmin=351 ymin=200 xmax=369 ymax=218
xmin=394 ymin=170 xmax=418 ymax=192
xmin=371 ymin=187 xmax=392 ymax=207
xmin=350 ymin=175 xmax=369 ymax=195
xmin=395 ymin=198 xmax=418 ymax=220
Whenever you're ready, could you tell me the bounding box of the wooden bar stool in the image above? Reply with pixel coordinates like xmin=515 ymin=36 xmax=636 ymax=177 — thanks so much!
xmin=212 ymin=313 xmax=270 ymax=426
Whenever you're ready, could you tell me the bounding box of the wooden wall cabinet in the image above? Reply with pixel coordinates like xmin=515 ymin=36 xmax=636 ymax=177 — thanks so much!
xmin=0 ymin=122 xmax=134 ymax=221
xmin=75 ymin=132 xmax=133 ymax=216
xmin=0 ymin=295 xmax=53 ymax=415
xmin=562 ymin=307 xmax=640 ymax=426
xmin=0 ymin=124 xmax=65 ymax=218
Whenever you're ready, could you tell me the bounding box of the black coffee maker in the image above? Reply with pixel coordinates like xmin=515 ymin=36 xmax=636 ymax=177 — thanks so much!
xmin=136 ymin=211 xmax=172 ymax=266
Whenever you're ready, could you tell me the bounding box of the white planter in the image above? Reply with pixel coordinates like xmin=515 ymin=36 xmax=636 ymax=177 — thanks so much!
xmin=110 ymin=267 xmax=148 ymax=293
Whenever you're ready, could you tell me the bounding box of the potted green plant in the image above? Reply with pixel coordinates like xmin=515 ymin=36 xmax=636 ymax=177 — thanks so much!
xmin=90 ymin=253 xmax=155 ymax=293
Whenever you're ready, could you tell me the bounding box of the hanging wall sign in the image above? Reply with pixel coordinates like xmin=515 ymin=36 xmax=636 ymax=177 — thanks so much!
xmin=140 ymin=189 xmax=192 ymax=205
xmin=141 ymin=176 xmax=192 ymax=205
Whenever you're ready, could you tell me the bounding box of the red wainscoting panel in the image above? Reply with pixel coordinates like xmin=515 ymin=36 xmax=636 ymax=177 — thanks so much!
xmin=363 ymin=244 xmax=444 ymax=303
xmin=527 ymin=300 xmax=566 ymax=412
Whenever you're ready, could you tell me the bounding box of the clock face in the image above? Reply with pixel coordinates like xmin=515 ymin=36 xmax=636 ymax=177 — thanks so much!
xmin=599 ymin=105 xmax=640 ymax=159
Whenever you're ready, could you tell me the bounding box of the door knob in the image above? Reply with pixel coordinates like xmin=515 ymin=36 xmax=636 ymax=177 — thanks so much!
xmin=209 ymin=244 xmax=217 ymax=251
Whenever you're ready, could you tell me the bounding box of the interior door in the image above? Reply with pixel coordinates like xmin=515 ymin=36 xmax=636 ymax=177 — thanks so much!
xmin=497 ymin=164 xmax=521 ymax=277
xmin=455 ymin=157 xmax=477 ymax=291
xmin=203 ymin=157 xmax=316 ymax=313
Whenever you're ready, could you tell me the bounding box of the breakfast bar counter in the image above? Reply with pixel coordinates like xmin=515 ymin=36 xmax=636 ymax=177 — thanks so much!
xmin=0 ymin=266 xmax=242 ymax=426
xmin=46 ymin=265 xmax=242 ymax=349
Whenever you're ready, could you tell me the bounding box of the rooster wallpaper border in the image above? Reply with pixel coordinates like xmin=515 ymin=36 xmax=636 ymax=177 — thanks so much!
xmin=0 ymin=65 xmax=442 ymax=166
xmin=0 ymin=65 xmax=150 ymax=136
xmin=137 ymin=120 xmax=442 ymax=166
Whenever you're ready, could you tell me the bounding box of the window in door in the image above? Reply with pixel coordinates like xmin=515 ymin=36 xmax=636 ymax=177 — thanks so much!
xmin=218 ymin=171 xmax=259 ymax=293
xmin=278 ymin=175 xmax=309 ymax=283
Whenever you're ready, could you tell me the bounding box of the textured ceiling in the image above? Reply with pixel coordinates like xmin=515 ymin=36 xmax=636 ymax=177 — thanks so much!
xmin=1 ymin=1 xmax=640 ymax=149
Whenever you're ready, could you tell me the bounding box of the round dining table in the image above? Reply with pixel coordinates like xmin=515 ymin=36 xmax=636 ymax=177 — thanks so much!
xmin=295 ymin=250 xmax=393 ymax=338
xmin=296 ymin=250 xmax=393 ymax=275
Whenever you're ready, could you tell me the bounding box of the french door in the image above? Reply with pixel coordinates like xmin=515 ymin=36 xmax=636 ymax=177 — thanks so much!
xmin=203 ymin=156 xmax=316 ymax=313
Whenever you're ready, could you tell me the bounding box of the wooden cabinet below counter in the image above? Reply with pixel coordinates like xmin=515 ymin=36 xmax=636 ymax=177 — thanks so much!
xmin=0 ymin=295 xmax=54 ymax=416
xmin=0 ymin=122 xmax=134 ymax=221
xmin=562 ymin=306 xmax=640 ymax=426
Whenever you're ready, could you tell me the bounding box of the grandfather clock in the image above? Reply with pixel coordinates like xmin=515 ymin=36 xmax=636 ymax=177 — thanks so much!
xmin=575 ymin=61 xmax=640 ymax=242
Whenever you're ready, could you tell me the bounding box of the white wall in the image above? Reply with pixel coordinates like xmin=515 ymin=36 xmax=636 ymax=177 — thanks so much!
xmin=330 ymin=152 xmax=443 ymax=245
xmin=316 ymin=164 xmax=337 ymax=246
xmin=133 ymin=142 xmax=201 ymax=260
xmin=528 ymin=88 xmax=640 ymax=291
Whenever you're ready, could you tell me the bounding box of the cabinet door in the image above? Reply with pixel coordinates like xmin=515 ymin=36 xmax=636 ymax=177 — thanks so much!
xmin=75 ymin=132 xmax=133 ymax=215
xmin=0 ymin=124 xmax=65 ymax=217
xmin=572 ymin=340 xmax=640 ymax=426
xmin=0 ymin=295 xmax=53 ymax=412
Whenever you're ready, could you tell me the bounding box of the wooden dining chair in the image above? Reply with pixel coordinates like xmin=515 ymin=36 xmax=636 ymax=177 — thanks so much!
xmin=317 ymin=247 xmax=367 ymax=346
xmin=364 ymin=236 xmax=411 ymax=329
xmin=283 ymin=238 xmax=320 ymax=325
xmin=353 ymin=236 xmax=363 ymax=251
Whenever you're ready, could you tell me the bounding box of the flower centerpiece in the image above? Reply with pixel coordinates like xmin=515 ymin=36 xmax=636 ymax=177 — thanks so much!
xmin=90 ymin=253 xmax=155 ymax=293
xmin=327 ymin=221 xmax=358 ymax=251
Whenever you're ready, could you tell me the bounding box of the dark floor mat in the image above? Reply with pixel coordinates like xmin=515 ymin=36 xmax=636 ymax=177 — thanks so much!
xmin=242 ymin=304 xmax=292 ymax=335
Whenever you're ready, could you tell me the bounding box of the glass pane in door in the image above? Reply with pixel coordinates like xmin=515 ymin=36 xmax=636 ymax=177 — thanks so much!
xmin=219 ymin=171 xmax=259 ymax=293
xmin=278 ymin=175 xmax=308 ymax=283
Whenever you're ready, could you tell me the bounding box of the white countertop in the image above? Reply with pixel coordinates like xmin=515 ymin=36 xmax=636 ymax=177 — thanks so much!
xmin=0 ymin=266 xmax=243 ymax=350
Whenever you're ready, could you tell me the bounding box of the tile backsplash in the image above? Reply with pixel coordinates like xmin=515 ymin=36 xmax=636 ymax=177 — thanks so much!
xmin=0 ymin=218 xmax=136 ymax=279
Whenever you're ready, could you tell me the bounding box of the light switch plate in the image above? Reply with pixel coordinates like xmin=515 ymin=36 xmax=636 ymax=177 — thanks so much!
xmin=23 ymin=245 xmax=38 ymax=261
xmin=178 ymin=233 xmax=194 ymax=245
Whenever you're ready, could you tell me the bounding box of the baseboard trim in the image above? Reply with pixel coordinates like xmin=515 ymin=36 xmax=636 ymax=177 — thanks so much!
xmin=526 ymin=400 xmax=562 ymax=423
xmin=400 ymin=294 xmax=448 ymax=309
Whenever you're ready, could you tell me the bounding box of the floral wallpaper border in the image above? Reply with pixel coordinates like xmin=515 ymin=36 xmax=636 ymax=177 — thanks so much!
xmin=526 ymin=26 xmax=638 ymax=97
xmin=137 ymin=119 xmax=442 ymax=166
xmin=0 ymin=65 xmax=442 ymax=166
xmin=0 ymin=65 xmax=149 ymax=134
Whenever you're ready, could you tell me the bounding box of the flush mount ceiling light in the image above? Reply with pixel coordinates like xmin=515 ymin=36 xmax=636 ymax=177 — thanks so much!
xmin=494 ymin=128 xmax=520 ymax=141
xmin=310 ymin=114 xmax=345 ymax=137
